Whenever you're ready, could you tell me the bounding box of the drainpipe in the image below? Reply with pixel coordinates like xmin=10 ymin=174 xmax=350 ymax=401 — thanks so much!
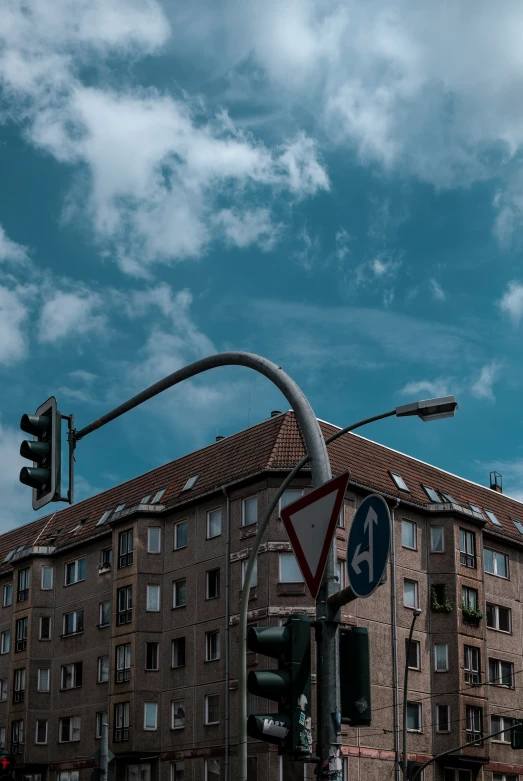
xmin=223 ymin=486 xmax=231 ymax=781
xmin=390 ymin=498 xmax=401 ymax=781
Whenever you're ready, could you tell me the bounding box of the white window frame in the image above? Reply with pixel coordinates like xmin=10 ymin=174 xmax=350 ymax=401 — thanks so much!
xmin=205 ymin=630 xmax=220 ymax=662
xmin=205 ymin=694 xmax=220 ymax=725
xmin=37 ymin=668 xmax=50 ymax=692
xmin=2 ymin=584 xmax=12 ymax=607
xmin=99 ymin=601 xmax=111 ymax=627
xmin=39 ymin=616 xmax=51 ymax=640
xmin=206 ymin=508 xmax=222 ymax=539
xmin=170 ymin=763 xmax=185 ymax=781
xmin=430 ymin=526 xmax=444 ymax=553
xmin=336 ymin=559 xmax=346 ymax=590
xmin=242 ymin=557 xmax=258 ymax=589
xmin=171 ymin=700 xmax=185 ymax=729
xmin=173 ymin=520 xmax=188 ymax=550
xmin=35 ymin=719 xmax=48 ymax=745
xmin=173 ymin=579 xmax=187 ymax=608
xmin=63 ymin=609 xmax=83 ymax=635
xmin=144 ymin=702 xmax=158 ymax=731
xmin=41 ymin=566 xmax=54 ymax=590
xmin=59 ymin=716 xmax=81 ymax=743
xmin=406 ymin=701 xmax=422 ymax=732
xmin=98 ymin=656 xmax=109 ymax=683
xmin=486 ymin=603 xmax=512 ymax=633
xmin=0 ymin=679 xmax=7 ymax=701
xmin=279 ymin=553 xmax=304 ymax=583
xmin=1 ymin=630 xmax=10 ymax=654
xmin=401 ymin=519 xmax=417 ymax=550
xmin=484 ymin=548 xmax=509 ymax=579
xmin=95 ymin=712 xmax=108 ymax=739
xmin=406 ymin=639 xmax=421 ymax=670
xmin=146 ymin=584 xmax=161 ymax=612
xmin=0 ymin=727 xmax=5 ymax=750
xmin=172 ymin=637 xmax=185 ymax=668
xmin=242 ymin=495 xmax=258 ymax=527
xmin=206 ymin=569 xmax=220 ymax=599
xmin=145 ymin=642 xmax=159 ymax=671
xmin=204 ymin=760 xmax=220 ymax=781
xmin=436 ymin=704 xmax=450 ymax=733
xmin=489 ymin=658 xmax=514 ymax=688
xmin=434 ymin=644 xmax=449 ymax=672
xmin=403 ymin=579 xmax=419 ymax=609
xmin=147 ymin=527 xmax=161 ymax=554
xmin=61 ymin=662 xmax=81 ymax=690
xmin=279 ymin=488 xmax=303 ymax=515
xmin=491 ymin=715 xmax=516 ymax=743
xmin=64 ymin=558 xmax=86 ymax=586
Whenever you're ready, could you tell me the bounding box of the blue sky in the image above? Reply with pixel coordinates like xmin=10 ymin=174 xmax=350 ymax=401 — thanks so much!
xmin=1 ymin=0 xmax=523 ymax=531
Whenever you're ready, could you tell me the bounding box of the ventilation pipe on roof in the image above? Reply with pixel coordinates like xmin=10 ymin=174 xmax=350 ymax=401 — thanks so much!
xmin=270 ymin=410 xmax=282 ymax=418
xmin=490 ymin=471 xmax=503 ymax=493
xmin=216 ymin=435 xmax=225 ymax=441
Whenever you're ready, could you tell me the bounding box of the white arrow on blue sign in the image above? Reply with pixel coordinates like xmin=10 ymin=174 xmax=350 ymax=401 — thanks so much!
xmin=346 ymin=494 xmax=391 ymax=598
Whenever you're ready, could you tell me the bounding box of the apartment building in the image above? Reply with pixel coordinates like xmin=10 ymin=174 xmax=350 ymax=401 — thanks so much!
xmin=1 ymin=410 xmax=523 ymax=781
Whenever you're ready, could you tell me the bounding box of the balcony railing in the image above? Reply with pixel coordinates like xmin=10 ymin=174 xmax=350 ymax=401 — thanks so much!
xmin=13 ymin=691 xmax=24 ymax=704
xmin=11 ymin=742 xmax=23 ymax=755
xmin=118 ymin=552 xmax=133 ymax=569
xmin=17 ymin=590 xmax=29 ymax=602
xmin=116 ymin=610 xmax=132 ymax=626
xmin=113 ymin=727 xmax=130 ymax=742
xmin=15 ymin=639 xmax=27 ymax=653
xmin=115 ymin=669 xmax=131 ymax=683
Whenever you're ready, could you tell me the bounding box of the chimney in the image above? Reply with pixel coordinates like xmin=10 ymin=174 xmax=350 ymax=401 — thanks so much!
xmin=490 ymin=471 xmax=502 ymax=493
xmin=270 ymin=410 xmax=282 ymax=418
xmin=216 ymin=435 xmax=225 ymax=442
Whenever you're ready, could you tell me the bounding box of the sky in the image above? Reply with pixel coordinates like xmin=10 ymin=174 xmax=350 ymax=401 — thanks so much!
xmin=1 ymin=0 xmax=523 ymax=531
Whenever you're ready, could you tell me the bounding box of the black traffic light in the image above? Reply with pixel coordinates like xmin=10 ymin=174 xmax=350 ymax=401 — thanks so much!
xmin=406 ymin=761 xmax=423 ymax=780
xmin=340 ymin=626 xmax=371 ymax=726
xmin=20 ymin=396 xmax=61 ymax=510
xmin=511 ymin=720 xmax=523 ymax=749
xmin=0 ymin=754 xmax=16 ymax=781
xmin=246 ymin=614 xmax=312 ymax=756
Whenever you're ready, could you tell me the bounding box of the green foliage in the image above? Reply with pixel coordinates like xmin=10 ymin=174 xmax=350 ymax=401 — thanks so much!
xmin=431 ymin=585 xmax=453 ymax=613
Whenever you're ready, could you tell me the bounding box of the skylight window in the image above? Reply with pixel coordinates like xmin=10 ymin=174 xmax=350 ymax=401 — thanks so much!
xmin=151 ymin=488 xmax=167 ymax=503
xmin=3 ymin=550 xmax=15 ymax=563
xmin=484 ymin=509 xmax=502 ymax=527
xmin=468 ymin=502 xmax=482 ymax=515
xmin=422 ymin=485 xmax=441 ymax=503
xmin=182 ymin=475 xmax=199 ymax=492
xmin=512 ymin=520 xmax=523 ymax=535
xmin=96 ymin=509 xmax=113 ymax=527
xmin=69 ymin=520 xmax=85 ymax=534
xmin=439 ymin=491 xmax=456 ymax=504
xmin=115 ymin=504 xmax=126 ymax=513
xmin=141 ymin=494 xmax=152 ymax=505
xmin=389 ymin=472 xmax=409 ymax=492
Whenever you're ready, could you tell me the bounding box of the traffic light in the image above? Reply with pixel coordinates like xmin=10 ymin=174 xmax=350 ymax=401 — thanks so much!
xmin=0 ymin=754 xmax=16 ymax=781
xmin=20 ymin=396 xmax=61 ymax=510
xmin=511 ymin=720 xmax=523 ymax=749
xmin=407 ymin=761 xmax=423 ymax=780
xmin=340 ymin=626 xmax=371 ymax=726
xmin=246 ymin=614 xmax=312 ymax=756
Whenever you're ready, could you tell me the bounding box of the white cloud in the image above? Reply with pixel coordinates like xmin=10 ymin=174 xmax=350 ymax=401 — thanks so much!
xmin=334 ymin=228 xmax=351 ymax=264
xmin=0 ymin=286 xmax=29 ymax=364
xmin=38 ymin=290 xmax=107 ymax=344
xmin=399 ymin=377 xmax=452 ymax=399
xmin=0 ymin=226 xmax=29 ymax=264
xmin=293 ymin=225 xmax=320 ymax=270
xmin=498 ymin=281 xmax=523 ymax=326
xmin=213 ymin=208 xmax=281 ymax=250
xmin=429 ymin=279 xmax=445 ymax=301
xmin=470 ymin=360 xmax=502 ymax=401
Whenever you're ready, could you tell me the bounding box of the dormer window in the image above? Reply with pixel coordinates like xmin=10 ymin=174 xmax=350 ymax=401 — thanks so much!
xmin=182 ymin=476 xmax=199 ymax=492
xmin=389 ymin=472 xmax=409 ymax=492
xmin=484 ymin=509 xmax=502 ymax=527
xmin=151 ymin=488 xmax=167 ymax=504
xmin=422 ymin=485 xmax=441 ymax=503
xmin=96 ymin=510 xmax=113 ymax=527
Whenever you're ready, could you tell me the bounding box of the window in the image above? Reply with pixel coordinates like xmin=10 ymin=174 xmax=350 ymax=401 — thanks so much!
xmin=171 ymin=763 xmax=185 ymax=781
xmin=406 ymin=702 xmax=421 ymax=732
xmin=35 ymin=719 xmax=47 ymax=745
xmin=144 ymin=702 xmax=158 ymax=730
xmin=490 ymin=715 xmax=518 ymax=741
xmin=459 ymin=529 xmax=475 ymax=567
xmin=465 ymin=705 xmax=482 ymax=744
xmin=390 ymin=472 xmax=409 ymax=491
xmin=151 ymin=487 xmax=167 ymax=503
xmin=37 ymin=668 xmax=49 ymax=692
xmin=207 ymin=508 xmax=222 ymax=538
xmin=402 ymin=520 xmax=417 ymax=549
xmin=116 ymin=644 xmax=131 ymax=683
xmin=406 ymin=639 xmax=420 ymax=670
xmin=430 ymin=526 xmax=444 ymax=553
xmin=39 ymin=616 xmax=51 ymax=640
xmin=41 ymin=566 xmax=53 ymax=590
xmin=242 ymin=558 xmax=258 ymax=589
xmin=0 ymin=679 xmax=7 ymax=701
xmin=279 ymin=553 xmax=304 ymax=583
xmin=2 ymin=584 xmax=12 ymax=607
xmin=96 ymin=712 xmax=108 ymax=739
xmin=484 ymin=548 xmax=509 ymax=578
xmin=11 ymin=720 xmax=23 ymax=747
xmin=337 ymin=506 xmax=344 ymax=528
xmin=146 ymin=643 xmax=159 ymax=670
xmin=115 ymin=503 xmax=126 ymax=513
xmin=59 ymin=774 xmax=80 ymax=781
xmin=97 ymin=509 xmax=113 ymax=526
xmin=172 ymin=637 xmax=186 ymax=668
xmin=206 ymin=569 xmax=220 ymax=599
xmin=146 ymin=584 xmax=161 ymax=612
xmin=205 ymin=694 xmax=220 ymax=725
xmin=461 ymin=586 xmax=478 ymax=613
xmin=0 ymin=728 xmax=5 ymax=750
xmin=484 ymin=509 xmax=502 ymax=526
xmin=434 ymin=644 xmax=449 ymax=672
xmin=173 ymin=579 xmax=187 ymax=608
xmin=59 ymin=716 xmax=81 ymax=742
xmin=486 ymin=603 xmax=511 ymax=632
xmin=127 ymin=767 xmax=151 ymax=781
xmin=117 ymin=585 xmax=132 ymax=624
xmin=464 ymin=645 xmax=480 ymax=685
xmin=336 ymin=559 xmax=345 ymax=589
xmin=422 ymin=485 xmax=440 ymax=502
xmin=1 ymin=630 xmax=10 ymax=654
xmin=13 ymin=668 xmax=25 ymax=703
xmin=206 ymin=630 xmax=220 ymax=662
xmin=468 ymin=502 xmax=482 ymax=515
xmin=439 ymin=491 xmax=456 ymax=504
xmin=63 ymin=609 xmax=84 ymax=636
xmin=489 ymin=658 xmax=514 ymax=687
xmin=172 ymin=700 xmax=185 ymax=729
xmin=242 ymin=496 xmax=258 ymax=526
xmin=147 ymin=527 xmax=161 ymax=554
xmin=493 ymin=775 xmax=518 ymax=781
xmin=114 ymin=702 xmax=130 ymax=741
xmin=404 ymin=579 xmax=419 ymax=609
xmin=98 ymin=656 xmax=109 ymax=683
xmin=61 ymin=662 xmax=82 ymax=690
xmin=205 ymin=760 xmax=220 ymax=781
xmin=15 ymin=617 xmax=28 ymax=652
xmin=64 ymin=558 xmax=86 ymax=585
xmin=279 ymin=489 xmax=303 ymax=513
xmin=99 ymin=601 xmax=111 ymax=627
xmin=118 ymin=530 xmax=134 ymax=568
xmin=182 ymin=475 xmax=198 ymax=492
xmin=174 ymin=521 xmax=187 ymax=549
xmin=100 ymin=548 xmax=112 ymax=568
xmin=436 ymin=704 xmax=450 ymax=733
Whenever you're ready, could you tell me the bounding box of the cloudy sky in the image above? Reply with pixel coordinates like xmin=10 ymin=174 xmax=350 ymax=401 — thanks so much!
xmin=1 ymin=0 xmax=523 ymax=531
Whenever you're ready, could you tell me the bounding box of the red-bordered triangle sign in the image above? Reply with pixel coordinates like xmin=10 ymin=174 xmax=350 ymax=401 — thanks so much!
xmin=280 ymin=472 xmax=350 ymax=598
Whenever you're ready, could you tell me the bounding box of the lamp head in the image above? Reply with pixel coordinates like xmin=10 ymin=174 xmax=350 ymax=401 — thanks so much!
xmin=395 ymin=396 xmax=458 ymax=422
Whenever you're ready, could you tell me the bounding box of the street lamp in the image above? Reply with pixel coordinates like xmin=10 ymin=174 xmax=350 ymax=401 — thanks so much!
xmin=395 ymin=396 xmax=458 ymax=422
xmin=403 ymin=607 xmax=422 ymax=781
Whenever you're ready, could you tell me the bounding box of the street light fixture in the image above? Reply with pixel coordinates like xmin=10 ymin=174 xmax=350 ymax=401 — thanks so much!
xmin=395 ymin=396 xmax=458 ymax=422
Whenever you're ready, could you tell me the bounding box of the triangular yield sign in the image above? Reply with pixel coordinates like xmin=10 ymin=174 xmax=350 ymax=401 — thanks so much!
xmin=280 ymin=472 xmax=350 ymax=598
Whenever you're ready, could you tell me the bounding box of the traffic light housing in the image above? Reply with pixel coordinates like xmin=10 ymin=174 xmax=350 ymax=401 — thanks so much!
xmin=0 ymin=754 xmax=16 ymax=781
xmin=406 ymin=761 xmax=423 ymax=780
xmin=246 ymin=615 xmax=312 ymax=756
xmin=340 ymin=626 xmax=371 ymax=726
xmin=511 ymin=720 xmax=523 ymax=749
xmin=20 ymin=396 xmax=61 ymax=510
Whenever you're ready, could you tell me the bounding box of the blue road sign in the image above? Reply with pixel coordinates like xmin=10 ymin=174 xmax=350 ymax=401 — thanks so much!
xmin=346 ymin=494 xmax=391 ymax=598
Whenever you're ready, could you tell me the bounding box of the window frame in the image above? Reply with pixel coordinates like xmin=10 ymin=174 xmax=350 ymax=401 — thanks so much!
xmin=406 ymin=702 xmax=422 ymax=733
xmin=64 ymin=558 xmax=86 ymax=586
xmin=406 ymin=638 xmax=420 ymax=670
xmin=35 ymin=719 xmax=48 ymax=745
xmin=430 ymin=526 xmax=444 ymax=553
xmin=390 ymin=472 xmax=409 ymax=492
xmin=59 ymin=715 xmax=81 ymax=743
xmin=206 ymin=568 xmax=220 ymax=600
xmin=0 ymin=630 xmax=10 ymax=654
xmin=61 ymin=662 xmax=82 ymax=690
xmin=62 ymin=609 xmax=84 ymax=636
xmin=436 ymin=704 xmax=450 ymax=733
xmin=173 ymin=520 xmax=188 ymax=550
xmin=205 ymin=694 xmax=220 ymax=725
xmin=173 ymin=579 xmax=187 ymax=609
xmin=95 ymin=712 xmax=108 ymax=740
xmin=118 ymin=529 xmax=134 ymax=568
xmin=279 ymin=552 xmax=304 ymax=584
xmin=464 ymin=645 xmax=480 ymax=685
xmin=434 ymin=644 xmax=449 ymax=673
xmin=401 ymin=519 xmax=417 ymax=550
xmin=115 ymin=643 xmax=131 ymax=683
xmin=171 ymin=700 xmax=185 ymax=730
xmin=2 ymin=584 xmax=12 ymax=607
xmin=488 ymin=658 xmax=514 ymax=688
xmin=422 ymin=485 xmax=441 ymax=502
xmin=147 ymin=527 xmax=161 ymax=554
xmin=206 ymin=508 xmax=222 ymax=539
xmin=39 ymin=616 xmax=51 ymax=641
xmin=204 ymin=759 xmax=220 ymax=781
xmin=145 ymin=642 xmax=159 ymax=671
xmin=41 ymin=566 xmax=54 ymax=590
xmin=17 ymin=567 xmax=30 ymax=601
xmin=465 ymin=704 xmax=483 ymax=745
xmin=486 ymin=602 xmax=512 ymax=633
xmin=484 ymin=548 xmax=509 ymax=579
xmin=241 ymin=557 xmax=258 ymax=589
xmin=116 ymin=585 xmax=133 ymax=625
xmin=205 ymin=630 xmax=220 ymax=662
xmin=37 ymin=668 xmax=50 ymax=692
xmin=491 ymin=715 xmax=517 ymax=744
xmin=278 ymin=488 xmax=303 ymax=515
xmin=146 ymin=584 xmax=161 ymax=612
xmin=242 ymin=495 xmax=258 ymax=527
xmin=403 ymin=579 xmax=419 ymax=609
xmin=98 ymin=656 xmax=110 ymax=683
xmin=143 ymin=702 xmax=158 ymax=731
xmin=99 ymin=601 xmax=111 ymax=628
xmin=171 ymin=637 xmax=186 ymax=668
xmin=459 ymin=529 xmax=476 ymax=568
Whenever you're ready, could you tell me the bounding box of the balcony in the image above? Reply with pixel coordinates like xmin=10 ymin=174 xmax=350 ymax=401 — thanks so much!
xmin=116 ymin=610 xmax=132 ymax=626
xmin=118 ymin=552 xmax=133 ymax=569
xmin=17 ymin=590 xmax=29 ymax=603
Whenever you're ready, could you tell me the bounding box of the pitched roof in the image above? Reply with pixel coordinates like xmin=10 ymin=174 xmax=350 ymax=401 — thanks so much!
xmin=3 ymin=411 xmax=522 ymax=569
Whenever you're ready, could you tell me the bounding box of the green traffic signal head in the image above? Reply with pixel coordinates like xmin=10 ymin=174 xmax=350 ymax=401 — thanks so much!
xmin=19 ymin=397 xmax=61 ymax=511
xmin=19 ymin=467 xmax=49 ymax=489
xmin=247 ymin=625 xmax=290 ymax=657
xmin=247 ymin=670 xmax=291 ymax=700
xmin=20 ymin=413 xmax=51 ymax=437
xmin=20 ymin=440 xmax=50 ymax=463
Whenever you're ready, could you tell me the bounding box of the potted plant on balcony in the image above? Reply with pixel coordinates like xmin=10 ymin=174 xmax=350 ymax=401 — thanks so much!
xmin=431 ymin=585 xmax=453 ymax=613
xmin=462 ymin=604 xmax=483 ymax=626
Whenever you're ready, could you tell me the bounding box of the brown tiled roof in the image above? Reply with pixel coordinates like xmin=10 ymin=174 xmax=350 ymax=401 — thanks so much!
xmin=2 ymin=411 xmax=523 ymax=570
